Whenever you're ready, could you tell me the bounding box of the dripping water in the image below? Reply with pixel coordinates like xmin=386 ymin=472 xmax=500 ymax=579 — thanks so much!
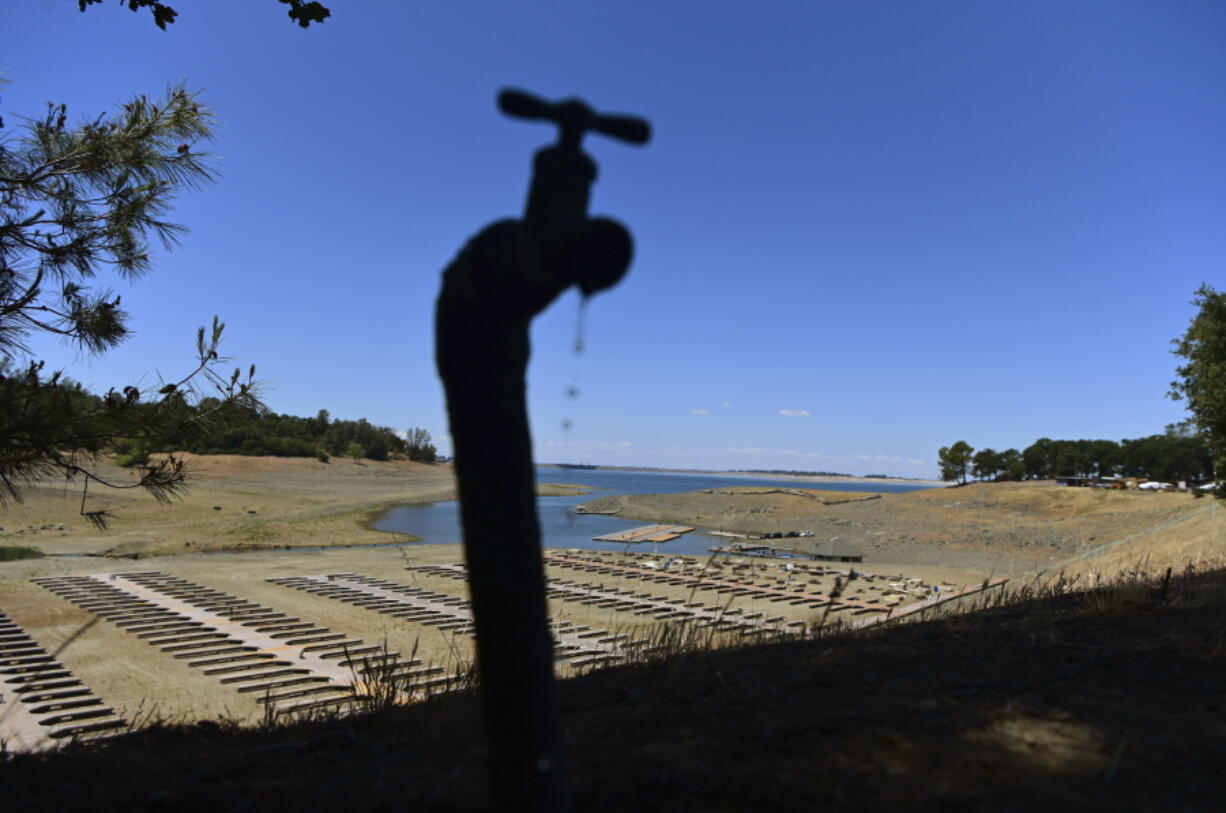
xmin=560 ymin=296 xmax=589 ymax=432
xmin=574 ymin=295 xmax=589 ymax=355
xmin=553 ymin=297 xmax=595 ymax=530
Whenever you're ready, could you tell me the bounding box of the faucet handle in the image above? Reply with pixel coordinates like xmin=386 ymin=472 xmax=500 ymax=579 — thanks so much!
xmin=498 ymin=88 xmax=650 ymax=147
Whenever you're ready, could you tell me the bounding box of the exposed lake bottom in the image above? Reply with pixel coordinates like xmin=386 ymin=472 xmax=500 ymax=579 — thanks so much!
xmin=373 ymin=468 xmax=928 ymax=556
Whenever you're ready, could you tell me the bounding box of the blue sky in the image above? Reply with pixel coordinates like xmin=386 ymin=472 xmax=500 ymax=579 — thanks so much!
xmin=5 ymin=1 xmax=1224 ymax=477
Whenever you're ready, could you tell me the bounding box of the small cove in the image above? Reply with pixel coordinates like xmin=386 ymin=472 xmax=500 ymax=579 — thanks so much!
xmin=373 ymin=468 xmax=933 ymax=556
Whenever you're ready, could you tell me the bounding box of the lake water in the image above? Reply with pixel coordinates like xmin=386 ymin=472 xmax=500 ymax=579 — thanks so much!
xmin=372 ymin=468 xmax=935 ymax=556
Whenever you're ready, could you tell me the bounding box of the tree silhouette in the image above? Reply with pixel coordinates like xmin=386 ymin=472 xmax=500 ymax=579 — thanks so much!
xmin=1 ymin=84 xmax=259 ymax=523
xmin=77 ymin=0 xmax=330 ymax=30
xmin=1171 ymin=284 xmax=1226 ymax=490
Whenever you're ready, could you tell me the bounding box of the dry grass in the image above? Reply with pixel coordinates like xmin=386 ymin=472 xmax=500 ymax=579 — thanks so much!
xmin=0 ymin=454 xmax=457 ymax=557
xmin=0 ymin=546 xmax=43 ymax=561
xmin=2 ymin=558 xmax=1222 ymax=811
xmin=2 ymin=461 xmax=1223 ymax=808
xmin=583 ymin=480 xmax=1213 ymax=576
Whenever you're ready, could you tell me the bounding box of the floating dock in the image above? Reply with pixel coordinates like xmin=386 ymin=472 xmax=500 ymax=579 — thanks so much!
xmin=593 ymin=524 xmax=695 ymax=544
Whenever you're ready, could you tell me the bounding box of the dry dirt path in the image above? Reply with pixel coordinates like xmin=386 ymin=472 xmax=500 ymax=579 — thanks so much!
xmin=96 ymin=574 xmax=359 ymax=685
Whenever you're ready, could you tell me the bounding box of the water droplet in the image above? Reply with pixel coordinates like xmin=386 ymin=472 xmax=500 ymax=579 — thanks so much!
xmin=561 ymin=419 xmax=572 ymax=432
xmin=574 ymin=297 xmax=589 ymax=355
xmin=566 ymin=386 xmax=580 ymax=399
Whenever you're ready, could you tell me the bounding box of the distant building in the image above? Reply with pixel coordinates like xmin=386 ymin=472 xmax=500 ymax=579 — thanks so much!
xmin=811 ymin=538 xmax=863 ymax=562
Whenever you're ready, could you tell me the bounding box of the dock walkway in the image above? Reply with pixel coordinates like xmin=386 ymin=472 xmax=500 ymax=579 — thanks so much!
xmin=593 ymin=524 xmax=695 ymax=544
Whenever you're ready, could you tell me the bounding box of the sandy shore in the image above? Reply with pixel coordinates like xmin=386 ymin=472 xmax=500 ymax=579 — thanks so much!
xmin=707 ymin=470 xmax=946 ymax=487
xmin=578 ymin=481 xmax=1219 ymax=577
xmin=0 ymin=454 xmax=460 ymax=558
xmin=552 ymin=464 xmax=945 ymax=487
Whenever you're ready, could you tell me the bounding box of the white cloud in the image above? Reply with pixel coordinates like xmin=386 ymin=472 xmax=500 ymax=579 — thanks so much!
xmin=778 ymin=409 xmax=810 ymax=417
xmin=690 ymin=408 xmax=709 ymax=416
xmin=721 ymin=402 xmax=733 ymax=408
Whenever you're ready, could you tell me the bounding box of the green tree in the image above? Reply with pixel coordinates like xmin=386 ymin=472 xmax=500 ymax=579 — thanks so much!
xmin=1022 ymin=437 xmax=1054 ymax=479
xmin=1170 ymin=285 xmax=1226 ymax=490
xmin=78 ymin=0 xmax=330 ymax=30
xmin=1088 ymin=439 xmax=1121 ymax=478
xmin=1 ymin=85 xmax=258 ymax=522
xmin=938 ymin=441 xmax=974 ymax=484
xmin=344 ymin=441 xmax=365 ymax=463
xmin=999 ymin=448 xmax=1025 ymax=481
xmin=311 ymin=408 xmax=330 ymax=436
xmin=971 ymin=447 xmax=1002 ymax=481
xmin=405 ymin=426 xmax=437 ymax=463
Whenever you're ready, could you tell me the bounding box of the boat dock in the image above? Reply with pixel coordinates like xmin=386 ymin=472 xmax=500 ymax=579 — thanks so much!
xmin=593 ymin=524 xmax=695 ymax=544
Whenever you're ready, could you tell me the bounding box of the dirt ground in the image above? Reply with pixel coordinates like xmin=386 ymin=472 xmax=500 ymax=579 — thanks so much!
xmin=3 ymin=561 xmax=1222 ymax=811
xmin=2 ymin=460 xmax=1221 ymax=737
xmin=0 ymin=454 xmax=456 ymax=557
xmin=581 ymin=481 xmax=1208 ymax=575
xmin=1 ymin=541 xmax=967 ymax=727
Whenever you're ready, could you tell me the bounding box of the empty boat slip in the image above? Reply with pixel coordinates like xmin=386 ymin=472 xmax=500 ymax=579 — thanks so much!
xmin=29 ymin=572 xmax=437 ymax=717
xmin=0 ymin=608 xmax=126 ymax=751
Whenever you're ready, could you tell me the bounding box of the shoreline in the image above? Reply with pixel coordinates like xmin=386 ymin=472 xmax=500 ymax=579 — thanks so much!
xmin=539 ymin=463 xmax=946 ymax=487
xmin=0 ymin=454 xmax=459 ymax=559
xmin=0 ymin=459 xmax=607 ymax=559
xmin=5 ymin=456 xmax=1209 ymax=576
xmin=572 ymin=480 xmax=1213 ymax=577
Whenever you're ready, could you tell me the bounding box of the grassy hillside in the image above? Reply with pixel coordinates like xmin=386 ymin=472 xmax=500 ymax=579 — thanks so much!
xmin=582 ymin=481 xmax=1208 ymax=573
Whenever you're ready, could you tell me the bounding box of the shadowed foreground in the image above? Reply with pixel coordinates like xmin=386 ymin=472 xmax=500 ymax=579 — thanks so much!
xmin=1 ymin=565 xmax=1222 ymax=811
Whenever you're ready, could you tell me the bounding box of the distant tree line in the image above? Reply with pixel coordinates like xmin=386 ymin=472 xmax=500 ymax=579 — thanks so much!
xmin=734 ymin=469 xmax=854 ymax=478
xmin=114 ymin=405 xmax=438 ymax=464
xmin=198 ymin=408 xmax=434 ymax=462
xmin=4 ymin=367 xmax=438 ymax=467
xmin=938 ymin=423 xmax=1214 ymax=485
